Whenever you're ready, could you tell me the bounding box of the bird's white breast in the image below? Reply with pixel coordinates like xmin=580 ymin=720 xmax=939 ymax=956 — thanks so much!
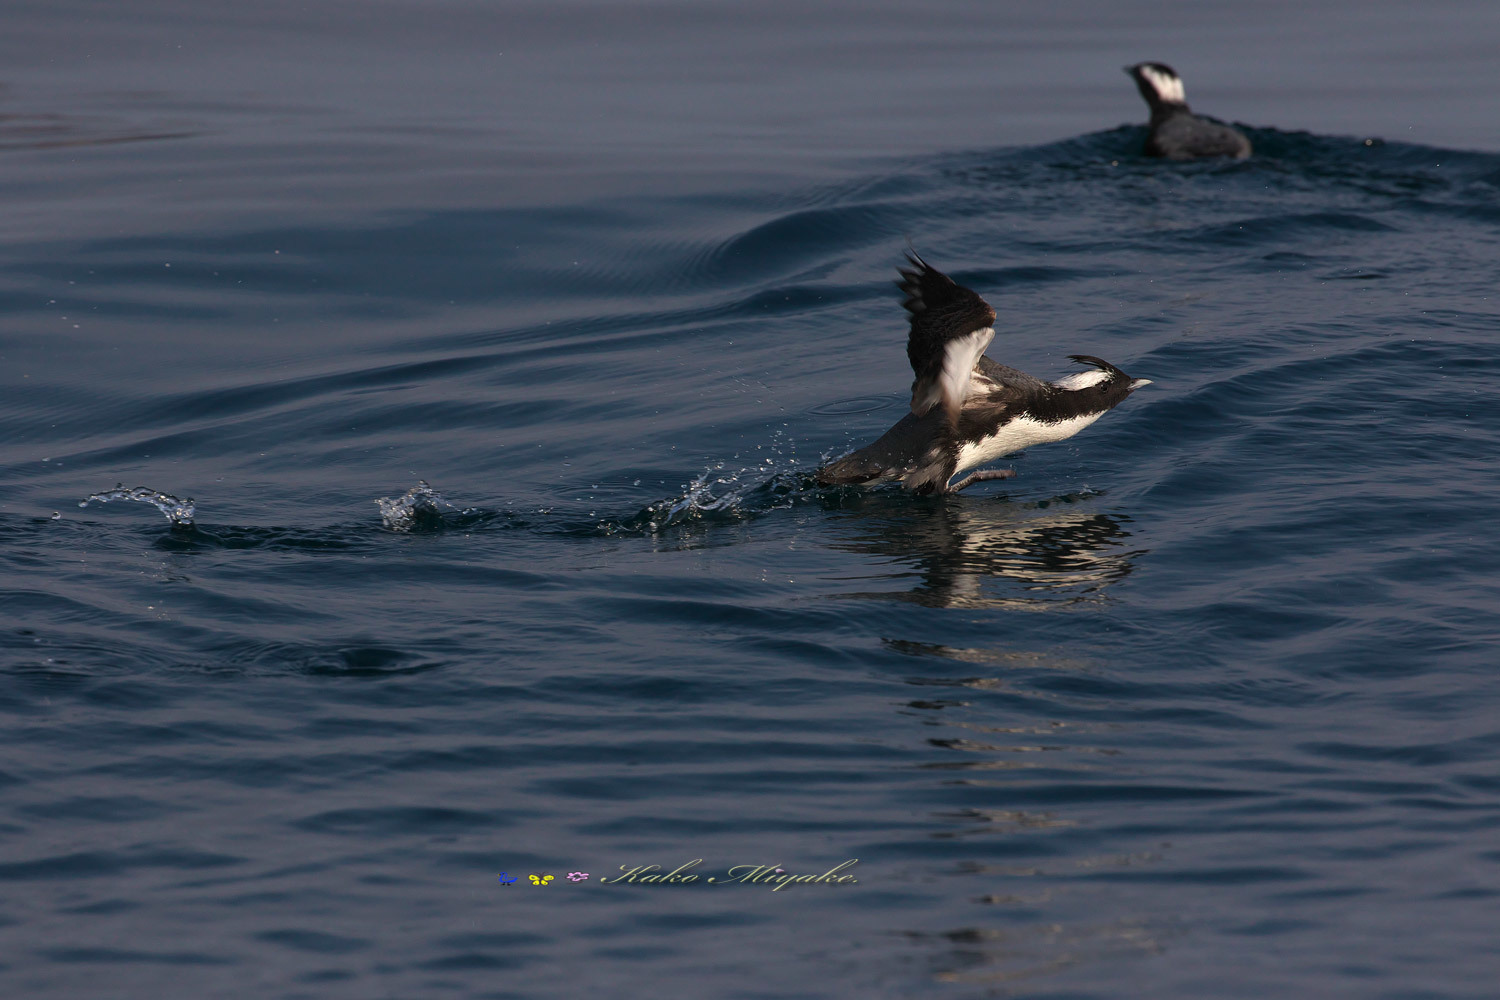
xmin=954 ymin=411 xmax=1106 ymax=473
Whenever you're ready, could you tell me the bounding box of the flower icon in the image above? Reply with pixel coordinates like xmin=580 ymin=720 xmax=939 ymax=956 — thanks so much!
xmin=529 ymin=873 xmax=554 ymax=886
xmin=567 ymin=872 xmax=589 ymax=882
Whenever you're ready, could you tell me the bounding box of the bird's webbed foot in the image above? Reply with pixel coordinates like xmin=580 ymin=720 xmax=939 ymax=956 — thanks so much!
xmin=948 ymin=468 xmax=1016 ymax=492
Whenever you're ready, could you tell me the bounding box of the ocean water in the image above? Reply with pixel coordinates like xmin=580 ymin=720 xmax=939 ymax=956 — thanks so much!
xmin=4 ymin=3 xmax=1500 ymax=997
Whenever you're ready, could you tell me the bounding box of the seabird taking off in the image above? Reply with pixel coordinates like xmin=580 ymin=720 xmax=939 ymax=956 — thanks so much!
xmin=1127 ymin=62 xmax=1251 ymax=160
xmin=816 ymin=253 xmax=1150 ymax=495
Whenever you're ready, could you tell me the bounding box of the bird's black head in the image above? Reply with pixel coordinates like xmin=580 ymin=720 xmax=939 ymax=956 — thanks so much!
xmin=1042 ymin=355 xmax=1152 ymax=418
xmin=1126 ymin=62 xmax=1188 ymax=115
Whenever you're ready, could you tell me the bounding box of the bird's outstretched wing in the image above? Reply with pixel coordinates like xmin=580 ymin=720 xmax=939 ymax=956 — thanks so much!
xmin=897 ymin=251 xmax=997 ymax=426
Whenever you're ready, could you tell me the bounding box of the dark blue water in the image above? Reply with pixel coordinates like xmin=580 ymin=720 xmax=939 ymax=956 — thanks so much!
xmin=5 ymin=3 xmax=1500 ymax=997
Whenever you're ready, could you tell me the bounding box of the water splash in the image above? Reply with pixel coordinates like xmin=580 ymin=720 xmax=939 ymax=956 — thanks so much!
xmin=79 ymin=485 xmax=197 ymax=527
xmin=636 ymin=463 xmax=749 ymax=531
xmin=375 ymin=481 xmax=474 ymax=532
xmin=615 ymin=460 xmax=824 ymax=536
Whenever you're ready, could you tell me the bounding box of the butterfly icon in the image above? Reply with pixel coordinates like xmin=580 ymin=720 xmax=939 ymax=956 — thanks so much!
xmin=496 ymin=872 xmax=517 ymax=885
xmin=529 ymin=873 xmax=554 ymax=886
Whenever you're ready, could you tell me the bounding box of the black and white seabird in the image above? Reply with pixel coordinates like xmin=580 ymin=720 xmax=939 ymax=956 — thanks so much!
xmin=1126 ymin=62 xmax=1251 ymax=160
xmin=816 ymin=253 xmax=1150 ymax=495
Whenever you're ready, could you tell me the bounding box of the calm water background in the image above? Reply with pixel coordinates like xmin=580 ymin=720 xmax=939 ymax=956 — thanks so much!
xmin=4 ymin=2 xmax=1500 ymax=997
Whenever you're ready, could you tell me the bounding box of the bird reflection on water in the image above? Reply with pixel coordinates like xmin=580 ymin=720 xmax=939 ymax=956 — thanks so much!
xmin=904 ymin=918 xmax=1167 ymax=988
xmin=842 ymin=494 xmax=1163 ymax=988
xmin=822 ymin=491 xmax=1142 ymax=610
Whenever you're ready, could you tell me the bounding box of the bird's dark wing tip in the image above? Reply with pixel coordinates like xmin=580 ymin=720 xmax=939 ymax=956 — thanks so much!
xmin=896 ymin=248 xmax=933 ymax=286
xmin=896 ymin=248 xmax=947 ymax=314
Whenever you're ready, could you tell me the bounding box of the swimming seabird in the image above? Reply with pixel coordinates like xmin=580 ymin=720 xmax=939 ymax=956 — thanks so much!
xmin=1126 ymin=62 xmax=1251 ymax=160
xmin=816 ymin=253 xmax=1151 ymax=495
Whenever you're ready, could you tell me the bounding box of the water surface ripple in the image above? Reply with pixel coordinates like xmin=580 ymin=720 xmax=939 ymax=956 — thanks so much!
xmin=3 ymin=81 xmax=1500 ymax=1000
